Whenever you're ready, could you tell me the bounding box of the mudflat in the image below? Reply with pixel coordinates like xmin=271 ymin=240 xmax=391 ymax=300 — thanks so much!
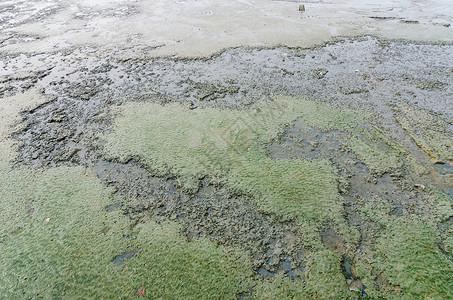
xmin=1 ymin=1 xmax=452 ymax=299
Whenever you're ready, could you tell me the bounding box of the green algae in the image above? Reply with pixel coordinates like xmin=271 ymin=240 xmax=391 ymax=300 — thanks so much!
xmin=352 ymin=255 xmax=402 ymax=300
xmin=226 ymin=147 xmax=347 ymax=243
xmin=424 ymin=186 xmax=453 ymax=223
xmin=103 ymin=95 xmax=366 ymax=296
xmin=104 ymin=94 xmax=403 ymax=181
xmin=252 ymin=250 xmax=356 ymax=300
xmin=393 ymin=103 xmax=453 ymax=163
xmin=2 ymin=92 xmax=356 ymax=299
xmin=303 ymin=249 xmax=355 ymax=299
xmin=103 ymin=95 xmax=353 ymax=178
xmin=125 ymin=221 xmax=254 ymax=299
xmin=276 ymin=96 xmax=358 ymax=132
xmin=252 ymin=276 xmax=310 ymax=299
xmin=352 ymin=181 xmax=453 ymax=298
xmin=353 ymin=221 xmax=453 ymax=300
xmin=445 ymin=236 xmax=453 ymax=255
xmin=372 ymin=126 xmax=429 ymax=176
xmin=373 ymin=221 xmax=453 ymax=299
xmin=3 ymin=90 xmax=450 ymax=299
xmin=253 ymin=250 xmax=357 ymax=299
xmin=1 ymin=166 xmax=128 ymax=299
xmin=103 ymin=96 xmax=358 ymax=248
xmin=289 ymin=96 xmax=402 ymax=176
xmin=346 ymin=131 xmax=403 ymax=175
xmin=282 ymin=96 xmax=403 ymax=175
xmin=357 ymin=196 xmax=393 ymax=227
xmin=108 ymin=94 xmax=453 ymax=298
xmin=0 ymin=156 xmax=253 ymax=299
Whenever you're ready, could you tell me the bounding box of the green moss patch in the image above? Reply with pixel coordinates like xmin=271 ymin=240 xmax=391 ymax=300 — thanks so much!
xmin=103 ymin=96 xmax=357 ymax=247
xmin=102 ymin=94 xmax=453 ymax=299
xmin=373 ymin=221 xmax=453 ymax=299
xmin=103 ymin=96 xmax=367 ymax=297
xmin=252 ymin=250 xmax=355 ymax=299
xmin=4 ymin=90 xmax=451 ymax=299
xmin=346 ymin=132 xmax=403 ymax=175
xmin=303 ymin=249 xmax=355 ymax=299
xmin=394 ymin=103 xmax=453 ymax=163
xmin=424 ymin=186 xmax=453 ymax=223
xmin=226 ymin=147 xmax=348 ymax=245
xmin=0 ymin=163 xmax=253 ymax=299
xmin=103 ymin=96 xmax=353 ymax=180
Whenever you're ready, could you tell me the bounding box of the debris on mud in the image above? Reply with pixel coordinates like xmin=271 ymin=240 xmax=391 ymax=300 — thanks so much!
xmin=312 ymin=68 xmax=328 ymax=79
xmin=136 ymin=285 xmax=145 ymax=296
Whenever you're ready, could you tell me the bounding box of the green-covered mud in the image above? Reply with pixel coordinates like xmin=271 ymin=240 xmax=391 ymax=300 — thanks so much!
xmin=103 ymin=94 xmax=452 ymax=298
xmin=1 ymin=92 xmax=255 ymax=299
xmin=103 ymin=96 xmax=356 ymax=246
xmin=0 ymin=165 xmax=254 ymax=299
xmin=1 ymin=5 xmax=452 ymax=296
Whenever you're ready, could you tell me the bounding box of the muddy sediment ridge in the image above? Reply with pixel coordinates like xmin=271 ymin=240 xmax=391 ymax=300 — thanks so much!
xmin=9 ymin=37 xmax=453 ymax=281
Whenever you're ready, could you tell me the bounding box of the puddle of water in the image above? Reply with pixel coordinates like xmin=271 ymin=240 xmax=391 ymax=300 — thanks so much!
xmin=434 ymin=161 xmax=453 ymax=175
xmin=257 ymin=266 xmax=275 ymax=279
xmin=279 ymin=259 xmax=298 ymax=278
xmin=340 ymin=255 xmax=354 ymax=280
xmin=105 ymin=202 xmax=121 ymax=212
xmin=112 ymin=249 xmax=139 ymax=265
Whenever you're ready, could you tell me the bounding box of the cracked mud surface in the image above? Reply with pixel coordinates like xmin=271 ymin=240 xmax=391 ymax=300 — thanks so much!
xmin=8 ymin=37 xmax=452 ymax=287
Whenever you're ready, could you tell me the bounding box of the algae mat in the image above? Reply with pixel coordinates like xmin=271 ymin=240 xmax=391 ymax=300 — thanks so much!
xmin=2 ymin=91 xmax=452 ymax=299
xmin=0 ymin=92 xmax=253 ymax=299
xmin=103 ymin=95 xmax=452 ymax=299
xmin=0 ymin=165 xmax=254 ymax=299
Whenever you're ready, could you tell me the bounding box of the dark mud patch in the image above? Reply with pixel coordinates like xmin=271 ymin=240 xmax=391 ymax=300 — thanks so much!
xmin=369 ymin=16 xmax=400 ymax=21
xmin=94 ymin=159 xmax=305 ymax=278
xmin=341 ymin=255 xmax=367 ymax=297
xmin=0 ymin=33 xmax=42 ymax=48
xmin=105 ymin=202 xmax=121 ymax=212
xmin=321 ymin=226 xmax=346 ymax=253
xmin=74 ymin=3 xmax=140 ymax=20
xmin=434 ymin=161 xmax=453 ymax=176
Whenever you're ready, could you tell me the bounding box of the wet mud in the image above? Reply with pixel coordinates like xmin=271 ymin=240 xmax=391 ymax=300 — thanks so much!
xmin=7 ymin=37 xmax=453 ymax=288
xmin=94 ymin=159 xmax=305 ymax=278
xmin=10 ymin=38 xmax=453 ymax=166
xmin=0 ymin=0 xmax=65 ymax=31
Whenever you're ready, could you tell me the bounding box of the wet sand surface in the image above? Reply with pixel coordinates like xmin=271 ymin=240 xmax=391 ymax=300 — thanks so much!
xmin=1 ymin=0 xmax=452 ymax=299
